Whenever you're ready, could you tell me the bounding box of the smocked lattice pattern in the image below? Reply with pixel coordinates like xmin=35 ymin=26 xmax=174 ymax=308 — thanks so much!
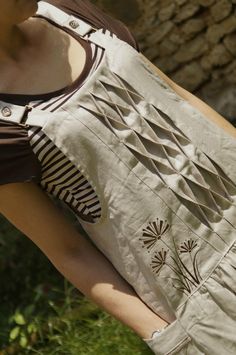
xmin=79 ymin=70 xmax=236 ymax=230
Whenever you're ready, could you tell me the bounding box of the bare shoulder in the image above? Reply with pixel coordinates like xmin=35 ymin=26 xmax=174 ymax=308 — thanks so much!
xmin=0 ymin=182 xmax=82 ymax=262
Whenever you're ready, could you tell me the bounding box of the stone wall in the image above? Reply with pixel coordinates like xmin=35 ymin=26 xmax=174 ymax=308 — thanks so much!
xmin=95 ymin=0 xmax=236 ymax=125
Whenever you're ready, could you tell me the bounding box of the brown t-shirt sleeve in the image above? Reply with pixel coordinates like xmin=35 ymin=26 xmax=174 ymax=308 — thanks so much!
xmin=0 ymin=120 xmax=42 ymax=185
xmin=0 ymin=0 xmax=140 ymax=186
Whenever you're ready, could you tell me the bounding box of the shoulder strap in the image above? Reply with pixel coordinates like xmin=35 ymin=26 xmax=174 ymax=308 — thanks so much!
xmin=33 ymin=0 xmax=98 ymax=37
xmin=0 ymin=103 xmax=55 ymax=127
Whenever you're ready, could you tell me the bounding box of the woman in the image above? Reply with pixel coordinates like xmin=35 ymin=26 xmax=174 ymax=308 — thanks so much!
xmin=0 ymin=1 xmax=236 ymax=354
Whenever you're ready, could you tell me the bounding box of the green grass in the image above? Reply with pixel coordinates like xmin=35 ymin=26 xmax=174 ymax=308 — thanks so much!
xmin=0 ymin=213 xmax=152 ymax=355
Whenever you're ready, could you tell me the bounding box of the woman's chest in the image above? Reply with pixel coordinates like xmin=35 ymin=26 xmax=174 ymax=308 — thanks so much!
xmin=0 ymin=18 xmax=87 ymax=95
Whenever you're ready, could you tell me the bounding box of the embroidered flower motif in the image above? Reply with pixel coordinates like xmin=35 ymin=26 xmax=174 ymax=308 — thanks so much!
xmin=151 ymin=249 xmax=168 ymax=274
xmin=138 ymin=216 xmax=203 ymax=295
xmin=179 ymin=239 xmax=198 ymax=254
xmin=139 ymin=218 xmax=170 ymax=252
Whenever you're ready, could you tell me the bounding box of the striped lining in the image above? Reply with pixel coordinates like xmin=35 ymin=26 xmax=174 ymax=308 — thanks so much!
xmin=26 ymin=28 xmax=117 ymax=224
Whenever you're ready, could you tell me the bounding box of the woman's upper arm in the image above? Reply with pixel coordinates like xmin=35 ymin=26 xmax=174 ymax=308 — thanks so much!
xmin=0 ymin=181 xmax=82 ymax=263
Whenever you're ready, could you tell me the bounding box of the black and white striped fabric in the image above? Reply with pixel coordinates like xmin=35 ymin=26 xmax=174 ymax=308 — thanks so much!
xmin=26 ymin=28 xmax=118 ymax=224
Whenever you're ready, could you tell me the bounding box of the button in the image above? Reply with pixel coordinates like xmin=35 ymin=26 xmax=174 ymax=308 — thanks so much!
xmin=1 ymin=106 xmax=12 ymax=117
xmin=69 ymin=20 xmax=80 ymax=29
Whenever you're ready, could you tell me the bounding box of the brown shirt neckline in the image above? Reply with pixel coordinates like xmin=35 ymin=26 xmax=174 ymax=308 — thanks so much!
xmin=0 ymin=15 xmax=93 ymax=105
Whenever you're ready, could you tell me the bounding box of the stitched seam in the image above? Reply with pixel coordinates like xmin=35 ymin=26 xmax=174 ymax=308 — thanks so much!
xmin=166 ymin=336 xmax=191 ymax=355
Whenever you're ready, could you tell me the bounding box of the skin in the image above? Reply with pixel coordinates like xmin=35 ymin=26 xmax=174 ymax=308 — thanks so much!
xmin=0 ymin=0 xmax=236 ymax=348
xmin=0 ymin=0 xmax=87 ymax=95
xmin=0 ymin=0 xmax=39 ymax=63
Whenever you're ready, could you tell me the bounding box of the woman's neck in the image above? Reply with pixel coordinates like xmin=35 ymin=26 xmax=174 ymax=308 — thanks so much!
xmin=0 ymin=20 xmax=35 ymax=64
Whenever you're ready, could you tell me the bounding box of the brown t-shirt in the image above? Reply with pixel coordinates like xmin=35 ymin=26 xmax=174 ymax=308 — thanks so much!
xmin=0 ymin=0 xmax=140 ymax=185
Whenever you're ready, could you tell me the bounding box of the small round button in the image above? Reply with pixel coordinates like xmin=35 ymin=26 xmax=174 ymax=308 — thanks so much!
xmin=69 ymin=20 xmax=80 ymax=29
xmin=1 ymin=106 xmax=12 ymax=117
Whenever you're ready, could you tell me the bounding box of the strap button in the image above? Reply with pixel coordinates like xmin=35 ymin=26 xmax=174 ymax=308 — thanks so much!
xmin=1 ymin=106 xmax=12 ymax=117
xmin=69 ymin=20 xmax=80 ymax=29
